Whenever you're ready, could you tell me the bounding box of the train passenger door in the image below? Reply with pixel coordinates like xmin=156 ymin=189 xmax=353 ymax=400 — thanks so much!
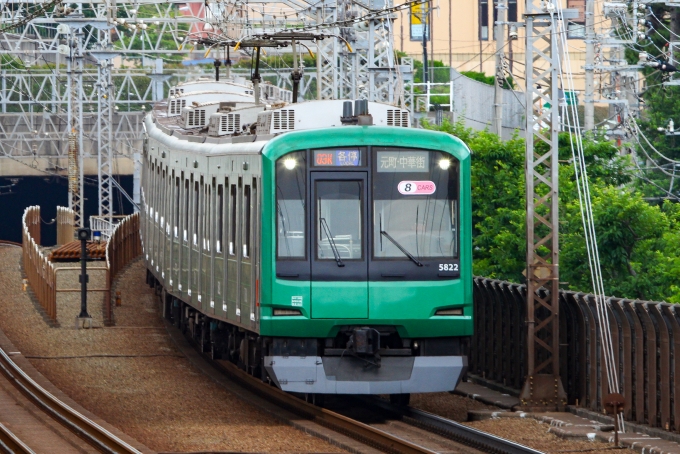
xmin=310 ymin=172 xmax=368 ymax=319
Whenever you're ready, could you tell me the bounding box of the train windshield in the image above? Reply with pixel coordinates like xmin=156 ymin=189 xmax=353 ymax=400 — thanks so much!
xmin=276 ymin=151 xmax=307 ymax=259
xmin=373 ymin=148 xmax=459 ymax=259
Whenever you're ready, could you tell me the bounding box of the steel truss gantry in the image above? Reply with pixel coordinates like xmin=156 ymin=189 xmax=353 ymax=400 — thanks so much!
xmin=519 ymin=0 xmax=567 ymax=410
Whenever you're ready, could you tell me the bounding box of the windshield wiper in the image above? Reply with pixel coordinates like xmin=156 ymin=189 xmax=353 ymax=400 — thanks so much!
xmin=320 ymin=218 xmax=345 ymax=267
xmin=380 ymin=230 xmax=423 ymax=267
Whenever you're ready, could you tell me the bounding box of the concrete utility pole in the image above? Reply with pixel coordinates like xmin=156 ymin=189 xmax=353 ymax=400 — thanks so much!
xmin=492 ymin=0 xmax=507 ymax=137
xmin=584 ymin=0 xmax=595 ymax=131
xmin=520 ymin=0 xmax=570 ymax=411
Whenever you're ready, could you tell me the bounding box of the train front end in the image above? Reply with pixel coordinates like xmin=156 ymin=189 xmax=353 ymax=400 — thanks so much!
xmin=260 ymin=126 xmax=472 ymax=395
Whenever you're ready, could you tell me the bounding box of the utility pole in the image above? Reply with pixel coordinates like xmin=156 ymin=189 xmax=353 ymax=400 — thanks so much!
xmin=519 ymin=0 xmax=569 ymax=411
xmin=584 ymin=0 xmax=595 ymax=132
xmin=492 ymin=0 xmax=507 ymax=137
xmin=422 ymin=0 xmax=429 ymax=85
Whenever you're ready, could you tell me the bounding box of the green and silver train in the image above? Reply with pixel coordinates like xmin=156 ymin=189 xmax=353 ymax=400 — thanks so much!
xmin=142 ymin=80 xmax=472 ymax=401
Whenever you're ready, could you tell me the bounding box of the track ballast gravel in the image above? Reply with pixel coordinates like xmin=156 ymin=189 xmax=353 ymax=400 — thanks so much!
xmin=0 ymin=247 xmax=342 ymax=453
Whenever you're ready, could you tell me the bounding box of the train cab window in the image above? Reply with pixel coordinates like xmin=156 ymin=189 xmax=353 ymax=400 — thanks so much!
xmin=373 ymin=148 xmax=459 ymax=259
xmin=316 ymin=181 xmax=363 ymax=260
xmin=217 ymin=184 xmax=224 ymax=254
xmin=229 ymin=184 xmax=237 ymax=255
xmin=276 ymin=151 xmax=306 ymax=259
xmin=243 ymin=185 xmax=251 ymax=258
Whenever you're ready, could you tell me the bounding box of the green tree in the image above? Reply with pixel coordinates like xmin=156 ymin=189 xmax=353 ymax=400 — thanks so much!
xmin=424 ymin=119 xmax=680 ymax=301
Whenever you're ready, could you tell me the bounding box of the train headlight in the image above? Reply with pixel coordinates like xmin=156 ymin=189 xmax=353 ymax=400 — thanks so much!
xmin=438 ymin=159 xmax=451 ymax=170
xmin=283 ymin=158 xmax=297 ymax=170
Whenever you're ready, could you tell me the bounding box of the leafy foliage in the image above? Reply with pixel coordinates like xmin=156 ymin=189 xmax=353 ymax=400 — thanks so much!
xmin=426 ymin=118 xmax=680 ymax=302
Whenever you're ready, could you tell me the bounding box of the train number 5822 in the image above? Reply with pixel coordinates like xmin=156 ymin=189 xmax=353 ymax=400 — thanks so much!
xmin=439 ymin=264 xmax=459 ymax=272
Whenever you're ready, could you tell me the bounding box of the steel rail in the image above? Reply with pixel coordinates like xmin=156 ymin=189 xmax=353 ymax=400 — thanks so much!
xmin=367 ymin=397 xmax=543 ymax=454
xmin=0 ymin=422 xmax=36 ymax=454
xmin=210 ymin=358 xmax=436 ymax=454
xmin=0 ymin=348 xmax=142 ymax=454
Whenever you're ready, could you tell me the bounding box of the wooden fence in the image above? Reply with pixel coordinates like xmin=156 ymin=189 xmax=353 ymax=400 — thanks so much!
xmin=22 ymin=207 xmax=142 ymax=323
xmin=21 ymin=206 xmax=56 ymax=319
xmin=56 ymin=207 xmax=75 ymax=246
xmin=105 ymin=212 xmax=142 ymax=322
xmin=472 ymin=277 xmax=680 ymax=432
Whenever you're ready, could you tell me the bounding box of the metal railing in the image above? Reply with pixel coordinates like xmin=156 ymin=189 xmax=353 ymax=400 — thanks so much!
xmin=472 ymin=277 xmax=680 ymax=431
xmin=21 ymin=206 xmax=56 ymax=319
xmin=90 ymin=215 xmax=128 ymax=241
xmin=22 ymin=207 xmax=142 ymax=324
xmin=105 ymin=213 xmax=142 ymax=322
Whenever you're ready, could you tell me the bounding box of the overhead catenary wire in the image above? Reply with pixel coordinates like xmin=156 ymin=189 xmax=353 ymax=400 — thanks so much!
xmin=553 ymin=0 xmax=624 ymax=431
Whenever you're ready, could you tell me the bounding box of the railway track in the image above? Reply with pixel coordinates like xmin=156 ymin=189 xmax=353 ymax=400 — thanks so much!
xmin=205 ymin=350 xmax=541 ymax=454
xmin=0 ymin=422 xmax=35 ymax=454
xmin=0 ymin=346 xmax=142 ymax=454
xmin=362 ymin=396 xmax=543 ymax=454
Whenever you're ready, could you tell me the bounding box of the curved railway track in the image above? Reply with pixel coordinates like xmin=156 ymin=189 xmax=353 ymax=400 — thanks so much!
xmin=202 ymin=346 xmax=541 ymax=454
xmin=0 ymin=347 xmax=142 ymax=454
xmin=0 ymin=422 xmax=35 ymax=454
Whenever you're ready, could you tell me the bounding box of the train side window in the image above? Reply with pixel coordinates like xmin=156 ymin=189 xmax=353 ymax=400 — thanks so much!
xmin=183 ymin=178 xmax=189 ymax=242
xmin=217 ymin=184 xmax=224 ymax=253
xmin=193 ymin=180 xmax=199 ymax=246
xmin=243 ymin=184 xmax=251 ymax=258
xmin=229 ymin=184 xmax=237 ymax=255
xmin=174 ymin=177 xmax=180 ymax=238
xmin=204 ymin=184 xmax=211 ymax=251
xmin=161 ymin=169 xmax=166 ymax=227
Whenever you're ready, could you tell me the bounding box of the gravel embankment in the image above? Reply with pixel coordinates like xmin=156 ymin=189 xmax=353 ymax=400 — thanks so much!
xmin=466 ymin=418 xmax=635 ymax=454
xmin=414 ymin=387 xmax=636 ymax=453
xmin=0 ymin=246 xmax=342 ymax=453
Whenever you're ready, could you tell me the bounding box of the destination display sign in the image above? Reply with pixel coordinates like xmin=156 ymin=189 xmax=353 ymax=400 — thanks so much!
xmin=377 ymin=151 xmax=429 ymax=172
xmin=313 ymin=149 xmax=361 ymax=167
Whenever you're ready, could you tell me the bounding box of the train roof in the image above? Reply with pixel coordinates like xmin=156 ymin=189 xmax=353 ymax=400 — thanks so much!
xmin=147 ymin=79 xmax=469 ymax=161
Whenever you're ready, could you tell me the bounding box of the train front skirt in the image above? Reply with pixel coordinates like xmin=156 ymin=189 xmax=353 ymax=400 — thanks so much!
xmin=264 ymin=355 xmax=468 ymax=394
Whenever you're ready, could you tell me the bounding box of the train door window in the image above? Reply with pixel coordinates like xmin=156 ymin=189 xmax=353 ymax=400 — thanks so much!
xmin=275 ymin=151 xmax=306 ymax=259
xmin=155 ymin=166 xmax=161 ymax=223
xmin=148 ymin=163 xmax=154 ymax=218
xmin=183 ymin=178 xmax=189 ymax=242
xmin=315 ymin=180 xmax=363 ymax=260
xmin=243 ymin=184 xmax=251 ymax=258
xmin=174 ymin=177 xmax=180 ymax=238
xmin=161 ymin=169 xmax=166 ymax=228
xmin=217 ymin=184 xmax=224 ymax=253
xmin=193 ymin=180 xmax=199 ymax=246
xmin=229 ymin=184 xmax=237 ymax=255
xmin=205 ymin=184 xmax=211 ymax=251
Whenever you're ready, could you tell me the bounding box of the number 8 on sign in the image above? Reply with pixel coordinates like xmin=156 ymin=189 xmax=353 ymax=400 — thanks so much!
xmin=398 ymin=180 xmax=436 ymax=195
